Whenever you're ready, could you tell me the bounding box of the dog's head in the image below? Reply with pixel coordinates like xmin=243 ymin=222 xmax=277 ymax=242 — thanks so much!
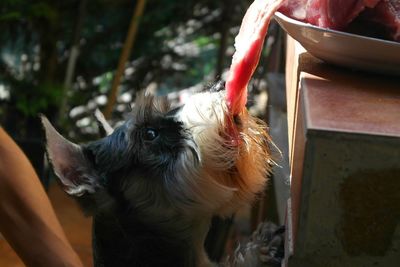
xmin=43 ymin=89 xmax=271 ymax=220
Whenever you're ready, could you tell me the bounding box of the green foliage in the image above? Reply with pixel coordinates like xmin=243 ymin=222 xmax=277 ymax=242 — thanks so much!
xmin=0 ymin=11 xmax=22 ymax=21
xmin=0 ymin=0 xmax=249 ymax=137
xmin=99 ymin=72 xmax=114 ymax=94
xmin=0 ymin=0 xmax=58 ymax=23
xmin=29 ymin=2 xmax=58 ymax=23
xmin=195 ymin=36 xmax=215 ymax=47
xmin=13 ymin=83 xmax=63 ymax=117
xmin=2 ymin=0 xmax=25 ymax=4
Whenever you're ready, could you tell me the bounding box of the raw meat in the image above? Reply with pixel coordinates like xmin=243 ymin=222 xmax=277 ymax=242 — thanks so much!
xmin=362 ymin=0 xmax=400 ymax=41
xmin=225 ymin=0 xmax=286 ymax=116
xmin=278 ymin=0 xmax=400 ymax=42
xmin=279 ymin=0 xmax=381 ymax=30
xmin=278 ymin=0 xmax=308 ymax=21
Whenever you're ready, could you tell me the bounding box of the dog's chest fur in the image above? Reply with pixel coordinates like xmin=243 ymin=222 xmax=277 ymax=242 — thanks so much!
xmin=91 ymin=210 xmax=198 ymax=267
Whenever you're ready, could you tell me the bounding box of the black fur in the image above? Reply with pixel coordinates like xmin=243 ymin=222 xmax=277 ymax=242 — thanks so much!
xmin=91 ymin=207 xmax=197 ymax=267
xmin=76 ymin=96 xmax=201 ymax=266
xmin=43 ymin=92 xmax=285 ymax=267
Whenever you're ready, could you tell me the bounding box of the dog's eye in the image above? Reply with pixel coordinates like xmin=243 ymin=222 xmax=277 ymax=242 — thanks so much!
xmin=143 ymin=128 xmax=158 ymax=141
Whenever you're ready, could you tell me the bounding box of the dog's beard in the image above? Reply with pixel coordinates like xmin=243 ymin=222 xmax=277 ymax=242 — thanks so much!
xmin=174 ymin=91 xmax=271 ymax=217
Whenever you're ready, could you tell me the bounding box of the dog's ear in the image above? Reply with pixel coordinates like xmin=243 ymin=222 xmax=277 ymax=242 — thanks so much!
xmin=41 ymin=116 xmax=102 ymax=198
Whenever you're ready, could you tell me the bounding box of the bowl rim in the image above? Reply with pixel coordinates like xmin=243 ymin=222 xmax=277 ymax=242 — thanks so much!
xmin=274 ymin=11 xmax=400 ymax=47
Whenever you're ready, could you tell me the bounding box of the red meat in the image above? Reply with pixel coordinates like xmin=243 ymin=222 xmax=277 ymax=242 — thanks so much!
xmin=225 ymin=0 xmax=286 ymax=115
xmin=278 ymin=0 xmax=308 ymax=21
xmin=279 ymin=0 xmax=399 ymax=41
xmin=308 ymin=0 xmax=380 ymax=29
xmin=279 ymin=0 xmax=381 ymax=30
xmin=226 ymin=0 xmax=399 ymax=117
xmin=363 ymin=0 xmax=400 ymax=41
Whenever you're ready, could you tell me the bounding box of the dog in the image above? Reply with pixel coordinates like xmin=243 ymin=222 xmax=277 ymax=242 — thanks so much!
xmin=42 ymin=86 xmax=283 ymax=267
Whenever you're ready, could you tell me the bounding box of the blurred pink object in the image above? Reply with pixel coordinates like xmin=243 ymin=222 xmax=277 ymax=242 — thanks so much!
xmin=279 ymin=0 xmax=380 ymax=29
xmin=362 ymin=0 xmax=400 ymax=41
xmin=225 ymin=0 xmax=286 ymax=115
xmin=279 ymin=0 xmax=399 ymax=41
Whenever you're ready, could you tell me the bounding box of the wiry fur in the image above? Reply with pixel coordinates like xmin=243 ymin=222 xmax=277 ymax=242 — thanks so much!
xmin=42 ymin=88 xmax=272 ymax=267
xmin=179 ymin=91 xmax=272 ymax=216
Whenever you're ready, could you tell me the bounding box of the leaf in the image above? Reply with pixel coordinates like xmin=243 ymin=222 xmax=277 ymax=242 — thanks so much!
xmin=0 ymin=12 xmax=22 ymax=21
xmin=29 ymin=2 xmax=58 ymax=23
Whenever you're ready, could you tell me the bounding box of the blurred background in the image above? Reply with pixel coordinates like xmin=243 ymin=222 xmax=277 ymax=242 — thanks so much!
xmin=0 ymin=0 xmax=283 ymax=140
xmin=0 ymin=0 xmax=288 ymax=266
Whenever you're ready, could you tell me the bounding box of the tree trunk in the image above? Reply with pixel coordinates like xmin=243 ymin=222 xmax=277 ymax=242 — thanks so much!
xmin=39 ymin=30 xmax=58 ymax=84
xmin=103 ymin=0 xmax=147 ymax=119
xmin=59 ymin=0 xmax=88 ymax=122
xmin=215 ymin=0 xmax=235 ymax=80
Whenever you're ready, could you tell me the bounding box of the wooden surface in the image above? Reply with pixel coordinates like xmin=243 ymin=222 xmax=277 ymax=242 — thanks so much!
xmin=302 ymin=70 xmax=400 ymax=137
xmin=285 ymin=36 xmax=304 ymax=164
xmin=284 ymin=38 xmax=400 ymax=266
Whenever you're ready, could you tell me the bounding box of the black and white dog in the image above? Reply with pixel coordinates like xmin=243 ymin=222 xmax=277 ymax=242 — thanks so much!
xmin=42 ymin=88 xmax=283 ymax=267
